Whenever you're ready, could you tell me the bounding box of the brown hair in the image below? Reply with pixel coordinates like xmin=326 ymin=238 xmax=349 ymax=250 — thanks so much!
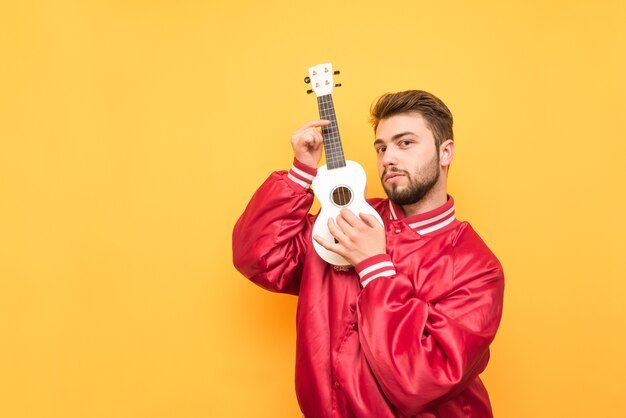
xmin=370 ymin=90 xmax=454 ymax=147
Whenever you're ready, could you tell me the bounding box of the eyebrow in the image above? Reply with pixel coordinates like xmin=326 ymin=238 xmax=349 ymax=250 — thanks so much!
xmin=373 ymin=131 xmax=418 ymax=146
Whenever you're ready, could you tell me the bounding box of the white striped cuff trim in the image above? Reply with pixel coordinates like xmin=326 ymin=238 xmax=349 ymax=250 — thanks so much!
xmin=408 ymin=206 xmax=455 ymax=229
xmin=287 ymin=172 xmax=310 ymax=189
xmin=291 ymin=165 xmax=315 ymax=182
xmin=359 ymin=261 xmax=395 ymax=278
xmin=362 ymin=270 xmax=396 ymax=287
xmin=415 ymin=213 xmax=456 ymax=235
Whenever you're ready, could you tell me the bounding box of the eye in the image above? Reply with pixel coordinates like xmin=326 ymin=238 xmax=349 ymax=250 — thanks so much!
xmin=399 ymin=140 xmax=413 ymax=147
xmin=375 ymin=146 xmax=387 ymax=154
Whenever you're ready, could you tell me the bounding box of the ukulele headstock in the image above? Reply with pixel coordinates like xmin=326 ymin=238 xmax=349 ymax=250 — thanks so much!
xmin=305 ymin=63 xmax=341 ymax=96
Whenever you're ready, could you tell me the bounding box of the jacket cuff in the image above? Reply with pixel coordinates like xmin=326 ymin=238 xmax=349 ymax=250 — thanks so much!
xmin=286 ymin=158 xmax=317 ymax=189
xmin=355 ymin=254 xmax=396 ymax=288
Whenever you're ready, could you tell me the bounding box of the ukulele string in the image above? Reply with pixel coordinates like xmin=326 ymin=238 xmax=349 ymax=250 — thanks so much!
xmin=322 ymin=98 xmax=348 ymax=207
xmin=321 ymin=95 xmax=349 ymax=206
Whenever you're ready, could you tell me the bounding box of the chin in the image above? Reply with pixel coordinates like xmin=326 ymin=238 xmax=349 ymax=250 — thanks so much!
xmin=383 ymin=185 xmax=401 ymax=198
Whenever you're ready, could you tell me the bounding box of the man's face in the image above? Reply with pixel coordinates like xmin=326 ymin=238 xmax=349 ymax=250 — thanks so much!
xmin=374 ymin=112 xmax=441 ymax=206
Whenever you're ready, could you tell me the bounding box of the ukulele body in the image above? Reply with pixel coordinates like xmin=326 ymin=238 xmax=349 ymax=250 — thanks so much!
xmin=312 ymin=160 xmax=383 ymax=266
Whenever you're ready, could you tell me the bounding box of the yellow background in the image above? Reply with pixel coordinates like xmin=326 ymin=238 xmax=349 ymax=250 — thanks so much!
xmin=1 ymin=1 xmax=625 ymax=417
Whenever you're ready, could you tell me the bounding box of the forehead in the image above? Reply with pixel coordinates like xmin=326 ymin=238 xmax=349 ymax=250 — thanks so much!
xmin=375 ymin=112 xmax=433 ymax=141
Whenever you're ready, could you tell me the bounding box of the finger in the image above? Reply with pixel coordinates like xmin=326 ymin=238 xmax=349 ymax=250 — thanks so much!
xmin=313 ymin=235 xmax=341 ymax=253
xmin=359 ymin=212 xmax=381 ymax=228
xmin=338 ymin=208 xmax=361 ymax=228
xmin=327 ymin=217 xmax=347 ymax=243
xmin=294 ymin=120 xmax=331 ymax=136
xmin=335 ymin=213 xmax=354 ymax=237
xmin=300 ymin=130 xmax=316 ymax=146
xmin=308 ymin=127 xmax=325 ymax=144
xmin=300 ymin=119 xmax=331 ymax=129
xmin=298 ymin=126 xmax=323 ymax=141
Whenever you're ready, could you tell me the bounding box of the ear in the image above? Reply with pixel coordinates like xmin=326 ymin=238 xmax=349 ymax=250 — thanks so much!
xmin=439 ymin=139 xmax=454 ymax=168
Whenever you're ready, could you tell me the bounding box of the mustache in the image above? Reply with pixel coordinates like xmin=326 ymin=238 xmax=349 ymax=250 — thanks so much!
xmin=381 ymin=167 xmax=410 ymax=179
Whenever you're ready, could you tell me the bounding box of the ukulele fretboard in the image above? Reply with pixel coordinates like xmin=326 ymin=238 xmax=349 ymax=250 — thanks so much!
xmin=317 ymin=94 xmax=346 ymax=170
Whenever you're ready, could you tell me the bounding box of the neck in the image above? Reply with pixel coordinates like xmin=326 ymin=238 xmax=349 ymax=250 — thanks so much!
xmin=400 ymin=179 xmax=448 ymax=218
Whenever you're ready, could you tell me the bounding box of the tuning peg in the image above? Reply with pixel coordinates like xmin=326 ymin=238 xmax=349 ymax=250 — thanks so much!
xmin=334 ymin=70 xmax=340 ymax=75
xmin=306 ymin=89 xmax=314 ymax=94
xmin=304 ymin=76 xmax=311 ymax=84
xmin=335 ymin=83 xmax=342 ymax=88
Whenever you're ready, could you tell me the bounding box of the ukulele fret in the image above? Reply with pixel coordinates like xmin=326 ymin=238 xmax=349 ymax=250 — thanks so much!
xmin=317 ymin=94 xmax=346 ymax=170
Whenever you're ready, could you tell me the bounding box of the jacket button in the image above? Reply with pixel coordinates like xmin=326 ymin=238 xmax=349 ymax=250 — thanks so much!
xmin=334 ymin=381 xmax=341 ymax=390
xmin=394 ymin=228 xmax=401 ymax=234
xmin=351 ymin=322 xmax=358 ymax=331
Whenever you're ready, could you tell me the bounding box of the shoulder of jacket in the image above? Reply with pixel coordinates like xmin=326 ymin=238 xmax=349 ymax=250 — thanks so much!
xmin=451 ymin=221 xmax=503 ymax=272
xmin=366 ymin=198 xmax=389 ymax=216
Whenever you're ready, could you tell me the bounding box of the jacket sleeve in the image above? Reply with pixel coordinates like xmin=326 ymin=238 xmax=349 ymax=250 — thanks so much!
xmin=232 ymin=159 xmax=317 ymax=295
xmin=354 ymin=227 xmax=505 ymax=415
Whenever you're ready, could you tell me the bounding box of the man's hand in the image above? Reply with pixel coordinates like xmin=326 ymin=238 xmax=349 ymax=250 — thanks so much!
xmin=314 ymin=208 xmax=386 ymax=266
xmin=290 ymin=120 xmax=331 ymax=168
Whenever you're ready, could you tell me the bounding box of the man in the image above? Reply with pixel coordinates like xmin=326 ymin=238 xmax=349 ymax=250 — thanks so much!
xmin=232 ymin=90 xmax=504 ymax=417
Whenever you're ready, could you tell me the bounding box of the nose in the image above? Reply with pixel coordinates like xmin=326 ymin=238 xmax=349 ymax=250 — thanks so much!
xmin=381 ymin=146 xmax=398 ymax=168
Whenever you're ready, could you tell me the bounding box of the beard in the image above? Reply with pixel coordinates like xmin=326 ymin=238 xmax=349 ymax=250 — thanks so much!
xmin=381 ymin=153 xmax=440 ymax=206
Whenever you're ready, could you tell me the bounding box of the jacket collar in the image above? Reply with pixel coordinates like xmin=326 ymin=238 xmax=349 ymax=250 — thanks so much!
xmin=388 ymin=196 xmax=456 ymax=235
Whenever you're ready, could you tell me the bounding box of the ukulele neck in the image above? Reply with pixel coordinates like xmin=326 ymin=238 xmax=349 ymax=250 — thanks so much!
xmin=317 ymin=94 xmax=346 ymax=170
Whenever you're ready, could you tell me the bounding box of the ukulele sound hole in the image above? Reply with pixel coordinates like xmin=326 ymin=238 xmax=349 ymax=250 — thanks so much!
xmin=331 ymin=186 xmax=353 ymax=207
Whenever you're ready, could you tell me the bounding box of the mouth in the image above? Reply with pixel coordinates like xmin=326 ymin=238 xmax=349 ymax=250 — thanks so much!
xmin=383 ymin=172 xmax=406 ymax=184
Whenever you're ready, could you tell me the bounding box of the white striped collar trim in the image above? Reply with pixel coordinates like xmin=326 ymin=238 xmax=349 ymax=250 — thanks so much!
xmin=389 ymin=202 xmax=399 ymax=220
xmin=387 ymin=197 xmax=457 ymax=236
xmin=413 ymin=211 xmax=456 ymax=235
xmin=408 ymin=205 xmax=455 ymax=229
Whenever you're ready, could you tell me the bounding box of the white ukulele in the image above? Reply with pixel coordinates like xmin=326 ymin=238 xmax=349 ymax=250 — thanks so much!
xmin=305 ymin=63 xmax=383 ymax=266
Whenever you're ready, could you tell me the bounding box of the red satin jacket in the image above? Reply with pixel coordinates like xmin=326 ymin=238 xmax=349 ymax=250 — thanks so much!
xmin=232 ymin=160 xmax=505 ymax=418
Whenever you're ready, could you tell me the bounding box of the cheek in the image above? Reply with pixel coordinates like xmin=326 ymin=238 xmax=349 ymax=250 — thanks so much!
xmin=377 ymin=159 xmax=385 ymax=176
xmin=374 ymin=154 xmax=381 ymax=168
